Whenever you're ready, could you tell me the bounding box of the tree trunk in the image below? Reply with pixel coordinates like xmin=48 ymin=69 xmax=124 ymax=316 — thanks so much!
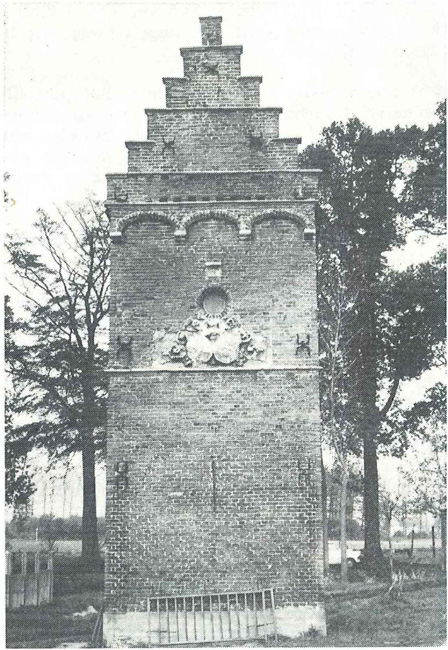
xmin=81 ymin=426 xmax=101 ymax=569
xmin=359 ymin=283 xmax=384 ymax=575
xmin=340 ymin=463 xmax=349 ymax=582
xmin=387 ymin=511 xmax=394 ymax=578
xmin=363 ymin=429 xmax=384 ymax=573
xmin=440 ymin=509 xmax=446 ymax=570
xmin=321 ymin=455 xmax=329 ymax=576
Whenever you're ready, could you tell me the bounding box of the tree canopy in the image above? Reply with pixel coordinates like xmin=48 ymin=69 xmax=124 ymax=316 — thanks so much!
xmin=300 ymin=100 xmax=446 ymax=571
xmin=6 ymin=199 xmax=109 ymax=566
xmin=5 ymin=297 xmax=35 ymax=511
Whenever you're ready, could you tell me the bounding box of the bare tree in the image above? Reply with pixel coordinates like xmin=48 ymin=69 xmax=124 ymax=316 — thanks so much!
xmin=319 ymin=255 xmax=362 ymax=582
xmin=6 ymin=198 xmax=109 ymax=568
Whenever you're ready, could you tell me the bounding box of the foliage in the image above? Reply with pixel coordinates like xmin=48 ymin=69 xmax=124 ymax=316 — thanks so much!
xmin=400 ymin=99 xmax=446 ymax=236
xmin=378 ymin=256 xmax=446 ymax=454
xmin=326 ymin=465 xmax=363 ymax=518
xmin=6 ymin=515 xmax=106 ymax=541
xmin=7 ymin=201 xmax=109 ymax=458
xmin=398 ymin=384 xmax=446 ymax=515
xmin=6 ymin=199 xmax=109 ymax=564
xmin=5 ymin=296 xmax=35 ymax=510
xmin=401 ymin=381 xmax=446 ymax=435
xmin=328 ymin=518 xmax=364 ymax=541
xmin=300 ymin=117 xmax=407 ymax=568
xmin=318 ymin=256 xmax=363 ymax=458
xmin=299 ymin=101 xmax=446 ymax=569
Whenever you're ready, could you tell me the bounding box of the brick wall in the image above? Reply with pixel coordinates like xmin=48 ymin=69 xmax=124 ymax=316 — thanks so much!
xmin=105 ymin=15 xmax=324 ymax=632
xmin=199 ymin=17 xmax=222 ymax=46
xmin=106 ymin=369 xmax=322 ymax=613
xmin=132 ymin=108 xmax=291 ymax=172
xmin=106 ymin=170 xmax=318 ymax=204
xmin=109 ymin=218 xmax=318 ymax=367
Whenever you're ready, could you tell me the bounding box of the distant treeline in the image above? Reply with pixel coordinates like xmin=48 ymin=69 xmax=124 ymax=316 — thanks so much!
xmin=328 ymin=518 xmax=363 ymax=541
xmin=6 ymin=515 xmax=106 ymax=541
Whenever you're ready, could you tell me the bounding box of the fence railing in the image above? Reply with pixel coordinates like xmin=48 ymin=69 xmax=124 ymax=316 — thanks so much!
xmin=5 ymin=551 xmax=54 ymax=608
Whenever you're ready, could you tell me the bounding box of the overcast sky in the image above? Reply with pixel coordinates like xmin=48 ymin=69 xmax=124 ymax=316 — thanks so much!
xmin=3 ymin=0 xmax=446 ymax=518
xmin=4 ymin=0 xmax=446 ymax=226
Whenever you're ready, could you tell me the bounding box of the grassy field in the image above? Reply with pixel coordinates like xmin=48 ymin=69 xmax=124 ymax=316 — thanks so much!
xmin=7 ymin=540 xmax=105 ymax=555
xmin=6 ymin=582 xmax=446 ymax=648
xmin=301 ymin=584 xmax=446 ymax=647
xmin=6 ymin=591 xmax=102 ymax=648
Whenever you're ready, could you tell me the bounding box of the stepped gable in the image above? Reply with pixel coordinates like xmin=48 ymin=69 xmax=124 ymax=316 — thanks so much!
xmin=106 ymin=16 xmax=320 ymax=220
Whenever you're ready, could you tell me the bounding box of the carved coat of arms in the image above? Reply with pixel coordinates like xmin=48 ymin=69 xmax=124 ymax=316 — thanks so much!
xmin=150 ymin=311 xmax=266 ymax=368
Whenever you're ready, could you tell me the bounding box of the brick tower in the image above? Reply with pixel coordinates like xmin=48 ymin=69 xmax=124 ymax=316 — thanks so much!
xmin=104 ymin=17 xmax=325 ymax=646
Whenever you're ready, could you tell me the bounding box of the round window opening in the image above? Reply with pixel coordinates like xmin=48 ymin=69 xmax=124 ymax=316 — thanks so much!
xmin=201 ymin=287 xmax=229 ymax=316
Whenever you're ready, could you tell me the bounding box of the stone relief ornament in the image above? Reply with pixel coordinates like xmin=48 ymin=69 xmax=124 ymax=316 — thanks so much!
xmin=113 ymin=187 xmax=128 ymax=203
xmin=116 ymin=335 xmax=133 ymax=366
xmin=161 ymin=136 xmax=176 ymax=157
xmin=295 ymin=333 xmax=311 ymax=356
xmin=196 ymin=53 xmax=219 ymax=75
xmin=149 ymin=311 xmax=266 ymax=369
xmin=248 ymin=129 xmax=264 ymax=151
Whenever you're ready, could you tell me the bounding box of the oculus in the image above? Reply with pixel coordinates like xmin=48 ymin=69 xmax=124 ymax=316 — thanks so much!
xmin=200 ymin=286 xmax=228 ymax=317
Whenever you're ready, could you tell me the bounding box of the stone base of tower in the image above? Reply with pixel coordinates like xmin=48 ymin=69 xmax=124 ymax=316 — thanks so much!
xmin=275 ymin=603 xmax=327 ymax=638
xmin=103 ymin=611 xmax=148 ymax=648
xmin=102 ymin=604 xmax=326 ymax=647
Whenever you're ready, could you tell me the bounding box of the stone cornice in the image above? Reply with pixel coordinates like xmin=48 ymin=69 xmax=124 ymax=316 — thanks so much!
xmin=179 ymin=45 xmax=243 ymax=54
xmin=106 ymin=169 xmax=322 ymax=177
xmin=144 ymin=107 xmax=283 ymax=114
xmin=163 ymin=75 xmax=263 ymax=84
xmin=106 ymin=365 xmax=320 ymax=374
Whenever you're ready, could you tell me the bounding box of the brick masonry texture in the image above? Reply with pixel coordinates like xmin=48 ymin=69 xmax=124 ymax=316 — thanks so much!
xmin=109 ymin=218 xmax=318 ymax=368
xmin=106 ymin=370 xmax=323 ymax=612
xmin=105 ymin=15 xmax=325 ymax=639
xmin=133 ymin=109 xmax=297 ymax=173
xmin=199 ymin=17 xmax=223 ymax=47
xmin=106 ymin=170 xmax=318 ymax=204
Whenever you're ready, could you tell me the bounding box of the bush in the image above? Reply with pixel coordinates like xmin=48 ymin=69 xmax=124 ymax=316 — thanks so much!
xmin=6 ymin=515 xmax=106 ymax=541
xmin=53 ymin=553 xmax=105 ymax=574
xmin=53 ymin=552 xmax=104 ymax=596
xmin=54 ymin=571 xmax=104 ymax=596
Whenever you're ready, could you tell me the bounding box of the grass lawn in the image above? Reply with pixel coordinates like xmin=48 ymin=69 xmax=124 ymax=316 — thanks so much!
xmin=299 ymin=585 xmax=447 ymax=647
xmin=6 ymin=591 xmax=102 ymax=648
xmin=6 ymin=584 xmax=446 ymax=648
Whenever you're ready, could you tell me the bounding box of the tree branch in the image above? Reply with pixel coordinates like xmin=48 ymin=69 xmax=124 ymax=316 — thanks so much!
xmin=380 ymin=374 xmax=400 ymax=418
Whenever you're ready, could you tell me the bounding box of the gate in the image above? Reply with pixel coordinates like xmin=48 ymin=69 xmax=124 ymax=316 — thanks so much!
xmin=6 ymin=551 xmax=54 ymax=609
xmin=147 ymin=588 xmax=277 ymax=645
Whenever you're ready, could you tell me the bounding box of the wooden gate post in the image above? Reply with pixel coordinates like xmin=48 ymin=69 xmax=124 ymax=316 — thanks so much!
xmin=21 ymin=551 xmax=27 ymax=576
xmin=35 ymin=552 xmax=41 ymax=606
xmin=441 ymin=509 xmax=446 ymax=571
xmin=48 ymin=552 xmax=54 ymax=602
xmin=5 ymin=551 xmax=11 ymax=608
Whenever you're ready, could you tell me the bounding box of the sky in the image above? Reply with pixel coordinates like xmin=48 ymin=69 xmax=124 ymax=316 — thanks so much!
xmin=4 ymin=0 xmax=446 ymax=225
xmin=3 ymin=0 xmax=446 ymax=518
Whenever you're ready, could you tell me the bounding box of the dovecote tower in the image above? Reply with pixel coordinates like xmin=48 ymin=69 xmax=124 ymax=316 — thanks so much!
xmin=104 ymin=17 xmax=325 ymax=646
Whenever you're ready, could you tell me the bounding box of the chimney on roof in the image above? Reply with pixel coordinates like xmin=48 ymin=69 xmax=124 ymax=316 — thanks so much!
xmin=199 ymin=16 xmax=222 ymax=46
